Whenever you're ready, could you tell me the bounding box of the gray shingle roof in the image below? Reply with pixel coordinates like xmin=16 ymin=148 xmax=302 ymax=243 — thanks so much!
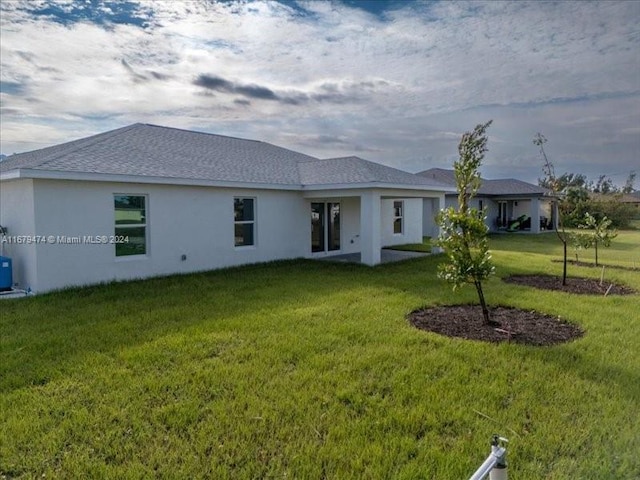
xmin=417 ymin=168 xmax=549 ymax=196
xmin=416 ymin=168 xmax=456 ymax=186
xmin=300 ymin=156 xmax=453 ymax=188
xmin=0 ymin=123 xmax=313 ymax=185
xmin=1 ymin=123 xmax=451 ymax=190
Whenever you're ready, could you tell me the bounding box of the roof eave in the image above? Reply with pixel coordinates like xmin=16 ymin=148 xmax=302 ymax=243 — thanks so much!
xmin=0 ymin=170 xmax=22 ymax=181
xmin=2 ymin=169 xmax=457 ymax=194
xmin=302 ymin=181 xmax=455 ymax=193
xmin=0 ymin=168 xmax=303 ymax=191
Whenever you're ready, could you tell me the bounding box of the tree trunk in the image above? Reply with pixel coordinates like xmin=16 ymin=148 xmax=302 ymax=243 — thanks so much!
xmin=562 ymin=239 xmax=568 ymax=286
xmin=474 ymin=281 xmax=497 ymax=326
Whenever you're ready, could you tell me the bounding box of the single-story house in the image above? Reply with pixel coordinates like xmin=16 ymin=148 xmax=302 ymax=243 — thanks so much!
xmin=590 ymin=191 xmax=640 ymax=213
xmin=417 ymin=168 xmax=556 ymax=234
xmin=0 ymin=123 xmax=453 ymax=293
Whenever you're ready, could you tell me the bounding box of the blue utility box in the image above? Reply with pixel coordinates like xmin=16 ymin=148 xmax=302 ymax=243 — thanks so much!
xmin=0 ymin=256 xmax=13 ymax=291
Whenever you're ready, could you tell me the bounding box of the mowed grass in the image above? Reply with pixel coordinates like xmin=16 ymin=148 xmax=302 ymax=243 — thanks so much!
xmin=1 ymin=232 xmax=639 ymax=479
xmin=384 ymin=237 xmax=432 ymax=253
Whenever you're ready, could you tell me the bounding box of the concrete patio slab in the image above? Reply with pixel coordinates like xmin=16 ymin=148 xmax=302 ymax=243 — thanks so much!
xmin=318 ymin=249 xmax=430 ymax=264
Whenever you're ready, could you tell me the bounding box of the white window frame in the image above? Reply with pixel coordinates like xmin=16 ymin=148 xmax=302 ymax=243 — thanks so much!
xmin=393 ymin=200 xmax=404 ymax=235
xmin=114 ymin=194 xmax=148 ymax=258
xmin=234 ymin=197 xmax=256 ymax=248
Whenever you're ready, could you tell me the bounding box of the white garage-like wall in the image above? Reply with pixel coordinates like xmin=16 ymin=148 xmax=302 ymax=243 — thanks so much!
xmin=381 ymin=198 xmax=423 ymax=247
xmin=27 ymin=179 xmax=309 ymax=292
xmin=0 ymin=178 xmax=38 ymax=291
xmin=1 ymin=178 xmax=445 ymax=293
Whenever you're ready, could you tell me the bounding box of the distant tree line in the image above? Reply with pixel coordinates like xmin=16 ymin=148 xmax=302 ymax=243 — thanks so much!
xmin=538 ymin=171 xmax=637 ymax=228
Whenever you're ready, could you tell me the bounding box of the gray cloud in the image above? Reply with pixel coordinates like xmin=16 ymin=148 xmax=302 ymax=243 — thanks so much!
xmin=150 ymin=71 xmax=172 ymax=81
xmin=193 ymin=74 xmax=391 ymax=106
xmin=122 ymin=58 xmax=172 ymax=83
xmin=194 ymin=74 xmax=300 ymax=104
xmin=0 ymin=0 xmax=638 ymax=185
xmin=121 ymin=58 xmax=148 ymax=83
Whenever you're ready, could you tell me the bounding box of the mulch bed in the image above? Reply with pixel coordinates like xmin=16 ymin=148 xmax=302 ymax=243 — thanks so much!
xmin=503 ymin=274 xmax=636 ymax=295
xmin=408 ymin=305 xmax=583 ymax=346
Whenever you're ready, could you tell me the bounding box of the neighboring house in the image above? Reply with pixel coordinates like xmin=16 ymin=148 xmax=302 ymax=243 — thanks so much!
xmin=417 ymin=168 xmax=555 ymax=235
xmin=628 ymin=191 xmax=640 ymax=213
xmin=590 ymin=191 xmax=640 ymax=217
xmin=0 ymin=124 xmax=453 ymax=293
xmin=594 ymin=191 xmax=640 ymax=209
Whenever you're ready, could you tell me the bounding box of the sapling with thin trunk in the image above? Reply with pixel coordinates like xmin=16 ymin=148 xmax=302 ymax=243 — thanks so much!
xmin=437 ymin=121 xmax=496 ymax=326
xmin=578 ymin=212 xmax=618 ymax=267
xmin=534 ymin=133 xmax=570 ymax=285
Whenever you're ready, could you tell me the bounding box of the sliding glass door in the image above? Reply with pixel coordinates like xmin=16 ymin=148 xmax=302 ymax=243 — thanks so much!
xmin=311 ymin=203 xmax=325 ymax=253
xmin=311 ymin=202 xmax=340 ymax=253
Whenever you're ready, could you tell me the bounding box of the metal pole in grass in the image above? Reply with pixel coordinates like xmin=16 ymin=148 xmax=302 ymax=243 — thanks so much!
xmin=468 ymin=435 xmax=508 ymax=480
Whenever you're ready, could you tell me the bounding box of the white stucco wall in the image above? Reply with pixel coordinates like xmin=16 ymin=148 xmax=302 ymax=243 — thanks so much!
xmin=338 ymin=196 xmax=361 ymax=255
xmin=422 ymin=198 xmax=436 ymax=238
xmin=2 ymin=178 xmax=449 ymax=292
xmin=26 ymin=179 xmax=309 ymax=293
xmin=478 ymin=197 xmax=499 ymax=232
xmin=305 ymin=195 xmax=361 ymax=257
xmin=0 ymin=179 xmax=38 ymax=290
xmin=445 ymin=196 xmax=457 ymax=209
xmin=512 ymin=200 xmax=531 ymax=218
xmin=539 ymin=199 xmax=552 ymax=219
xmin=381 ymin=198 xmax=423 ymax=246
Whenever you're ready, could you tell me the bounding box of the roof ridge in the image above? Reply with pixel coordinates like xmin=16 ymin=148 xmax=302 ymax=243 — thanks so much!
xmin=140 ymin=124 xmax=320 ymax=164
xmin=319 ymin=156 xmax=400 ymax=182
xmin=140 ymin=123 xmax=264 ymax=144
xmin=349 ymin=156 xmax=378 ymax=182
xmin=10 ymin=124 xmax=143 ymax=170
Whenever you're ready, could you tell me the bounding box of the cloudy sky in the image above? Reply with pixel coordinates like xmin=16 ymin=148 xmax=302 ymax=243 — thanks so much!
xmin=1 ymin=0 xmax=638 ymax=184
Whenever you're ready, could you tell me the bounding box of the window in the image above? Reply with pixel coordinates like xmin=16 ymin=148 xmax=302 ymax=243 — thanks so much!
xmin=114 ymin=195 xmax=147 ymax=256
xmin=393 ymin=200 xmax=403 ymax=234
xmin=234 ymin=198 xmax=255 ymax=246
xmin=328 ymin=203 xmax=340 ymax=251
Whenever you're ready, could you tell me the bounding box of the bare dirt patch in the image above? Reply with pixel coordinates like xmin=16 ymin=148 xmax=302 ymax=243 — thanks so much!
xmin=503 ymin=274 xmax=635 ymax=295
xmin=409 ymin=305 xmax=583 ymax=346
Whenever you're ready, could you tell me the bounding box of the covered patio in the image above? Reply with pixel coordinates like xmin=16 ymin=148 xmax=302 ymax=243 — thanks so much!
xmin=304 ymin=187 xmax=447 ymax=266
xmin=317 ymin=248 xmax=430 ymax=264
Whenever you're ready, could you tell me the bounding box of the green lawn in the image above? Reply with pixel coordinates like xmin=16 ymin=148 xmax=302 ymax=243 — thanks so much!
xmin=384 ymin=236 xmax=432 ymax=253
xmin=1 ymin=232 xmax=639 ymax=478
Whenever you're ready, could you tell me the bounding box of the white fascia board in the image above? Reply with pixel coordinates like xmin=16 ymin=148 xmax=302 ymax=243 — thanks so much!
xmin=302 ymin=182 xmax=454 ymax=197
xmin=492 ymin=193 xmax=546 ymax=200
xmin=3 ymin=169 xmax=457 ymax=196
xmin=4 ymin=168 xmax=302 ymax=191
xmin=0 ymin=170 xmax=22 ymax=181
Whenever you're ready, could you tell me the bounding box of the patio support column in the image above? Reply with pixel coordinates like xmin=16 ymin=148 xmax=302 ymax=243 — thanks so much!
xmin=431 ymin=194 xmax=445 ymax=253
xmin=360 ymin=191 xmax=381 ymax=266
xmin=530 ymin=197 xmax=540 ymax=233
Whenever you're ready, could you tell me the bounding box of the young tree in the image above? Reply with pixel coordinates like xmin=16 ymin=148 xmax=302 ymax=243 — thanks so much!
xmin=571 ymin=231 xmax=590 ymax=264
xmin=437 ymin=121 xmax=496 ymax=325
xmin=534 ymin=133 xmax=570 ymax=285
xmin=622 ymin=172 xmax=636 ymax=194
xmin=578 ymin=213 xmax=618 ymax=266
xmin=592 ymin=175 xmax=617 ymax=194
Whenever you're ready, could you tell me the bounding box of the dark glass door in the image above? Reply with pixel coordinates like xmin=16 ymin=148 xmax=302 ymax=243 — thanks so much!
xmin=311 ymin=203 xmax=324 ymax=253
xmin=312 ymin=202 xmax=340 ymax=253
xmin=328 ymin=203 xmax=340 ymax=251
